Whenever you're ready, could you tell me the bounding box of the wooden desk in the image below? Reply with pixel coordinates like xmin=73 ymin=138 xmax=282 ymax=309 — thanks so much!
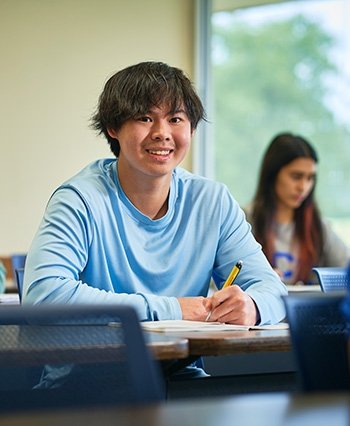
xmin=0 ymin=322 xmax=290 ymax=364
xmin=151 ymin=328 xmax=291 ymax=357
xmin=145 ymin=331 xmax=188 ymax=360
xmin=0 ymin=392 xmax=348 ymax=425
xmin=150 ymin=328 xmax=295 ymax=397
xmin=0 ymin=319 xmax=291 ymax=375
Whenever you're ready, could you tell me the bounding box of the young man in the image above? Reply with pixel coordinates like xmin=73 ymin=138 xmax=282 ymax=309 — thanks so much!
xmin=23 ymin=61 xmax=287 ymax=325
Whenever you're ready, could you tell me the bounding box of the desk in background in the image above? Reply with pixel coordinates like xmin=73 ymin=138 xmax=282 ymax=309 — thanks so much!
xmin=0 ymin=392 xmax=348 ymax=426
xmin=159 ymin=289 xmax=320 ymax=398
xmin=287 ymin=284 xmax=321 ymax=293
xmin=152 ymin=328 xmax=297 ymax=398
xmin=165 ymin=328 xmax=291 ymax=357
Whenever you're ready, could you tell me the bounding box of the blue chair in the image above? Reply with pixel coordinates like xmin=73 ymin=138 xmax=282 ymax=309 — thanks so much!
xmin=312 ymin=267 xmax=348 ymax=292
xmin=11 ymin=254 xmax=26 ymax=281
xmin=0 ymin=304 xmax=165 ymax=411
xmin=283 ymin=292 xmax=350 ymax=392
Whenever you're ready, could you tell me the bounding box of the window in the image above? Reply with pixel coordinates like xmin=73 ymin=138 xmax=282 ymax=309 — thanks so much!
xmin=196 ymin=0 xmax=350 ymax=244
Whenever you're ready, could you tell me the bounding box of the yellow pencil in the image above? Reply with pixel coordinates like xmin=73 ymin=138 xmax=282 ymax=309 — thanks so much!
xmin=222 ymin=260 xmax=243 ymax=289
xmin=205 ymin=260 xmax=243 ymax=321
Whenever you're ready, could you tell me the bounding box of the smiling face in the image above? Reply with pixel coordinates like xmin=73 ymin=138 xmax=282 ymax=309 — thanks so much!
xmin=274 ymin=157 xmax=317 ymax=212
xmin=108 ymin=104 xmax=193 ymax=184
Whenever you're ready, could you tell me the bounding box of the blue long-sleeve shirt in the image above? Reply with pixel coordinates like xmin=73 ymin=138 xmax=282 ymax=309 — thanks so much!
xmin=23 ymin=159 xmax=287 ymax=324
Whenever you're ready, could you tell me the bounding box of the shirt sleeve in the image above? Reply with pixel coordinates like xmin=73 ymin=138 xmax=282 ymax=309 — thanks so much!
xmin=22 ymin=187 xmax=182 ymax=321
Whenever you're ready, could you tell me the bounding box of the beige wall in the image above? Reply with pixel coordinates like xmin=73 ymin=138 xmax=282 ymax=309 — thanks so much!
xmin=0 ymin=0 xmax=195 ymax=254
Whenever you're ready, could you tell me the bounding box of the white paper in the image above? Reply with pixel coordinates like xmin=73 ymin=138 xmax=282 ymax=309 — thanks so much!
xmin=141 ymin=320 xmax=288 ymax=333
xmin=0 ymin=293 xmax=20 ymax=304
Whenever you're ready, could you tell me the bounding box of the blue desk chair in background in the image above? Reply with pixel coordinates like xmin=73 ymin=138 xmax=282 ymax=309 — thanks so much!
xmin=11 ymin=254 xmax=26 ymax=301
xmin=283 ymin=292 xmax=350 ymax=392
xmin=312 ymin=267 xmax=348 ymax=292
xmin=11 ymin=253 xmax=26 ymax=280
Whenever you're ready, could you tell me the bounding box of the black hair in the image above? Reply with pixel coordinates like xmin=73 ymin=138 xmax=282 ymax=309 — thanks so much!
xmin=91 ymin=61 xmax=205 ymax=156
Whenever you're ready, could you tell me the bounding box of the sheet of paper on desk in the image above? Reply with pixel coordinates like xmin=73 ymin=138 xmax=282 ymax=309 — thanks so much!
xmin=141 ymin=320 xmax=288 ymax=332
xmin=0 ymin=293 xmax=20 ymax=304
xmin=287 ymin=284 xmax=321 ymax=292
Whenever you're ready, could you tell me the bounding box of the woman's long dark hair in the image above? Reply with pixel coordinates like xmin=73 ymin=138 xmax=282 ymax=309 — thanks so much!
xmin=251 ymin=132 xmax=324 ymax=282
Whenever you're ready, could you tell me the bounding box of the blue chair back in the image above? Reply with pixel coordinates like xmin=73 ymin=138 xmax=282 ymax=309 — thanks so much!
xmin=283 ymin=292 xmax=350 ymax=392
xmin=0 ymin=304 xmax=165 ymax=411
xmin=312 ymin=267 xmax=348 ymax=292
xmin=11 ymin=254 xmax=26 ymax=281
